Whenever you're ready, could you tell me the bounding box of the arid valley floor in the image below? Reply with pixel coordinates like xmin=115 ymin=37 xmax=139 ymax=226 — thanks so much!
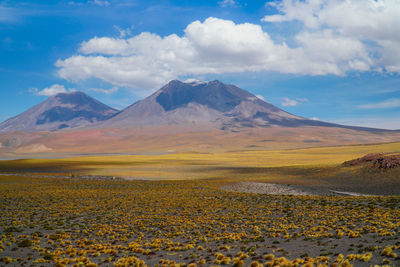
xmin=1 ymin=142 xmax=400 ymax=266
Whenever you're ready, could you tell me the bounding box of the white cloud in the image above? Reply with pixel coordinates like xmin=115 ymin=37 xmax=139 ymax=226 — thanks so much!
xmin=256 ymin=95 xmax=265 ymax=101
xmin=358 ymin=98 xmax=400 ymax=109
xmin=262 ymin=0 xmax=400 ymax=73
xmin=281 ymin=97 xmax=298 ymax=107
xmin=218 ymin=0 xmax=238 ymax=8
xmin=295 ymin=30 xmax=371 ymax=75
xmin=56 ymin=17 xmax=375 ymax=90
xmin=89 ymin=0 xmax=110 ymax=7
xmin=114 ymin=25 xmax=134 ymax=38
xmin=183 ymin=78 xmax=207 ymax=85
xmin=89 ymin=86 xmax=119 ymax=94
xmin=69 ymin=1 xmax=110 ymax=6
xmin=281 ymin=97 xmax=308 ymax=106
xmin=31 ymin=84 xmax=70 ymax=96
xmin=67 ymin=1 xmax=83 ymax=6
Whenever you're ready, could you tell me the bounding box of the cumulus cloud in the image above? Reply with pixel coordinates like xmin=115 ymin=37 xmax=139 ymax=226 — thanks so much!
xmin=358 ymin=98 xmax=400 ymax=109
xmin=262 ymin=0 xmax=400 ymax=73
xmin=56 ymin=17 xmax=376 ymax=90
xmin=30 ymin=84 xmax=72 ymax=96
xmin=56 ymin=1 xmax=400 ymax=90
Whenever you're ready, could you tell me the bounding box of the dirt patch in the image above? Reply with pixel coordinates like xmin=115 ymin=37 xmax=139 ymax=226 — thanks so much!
xmin=343 ymin=153 xmax=400 ymax=170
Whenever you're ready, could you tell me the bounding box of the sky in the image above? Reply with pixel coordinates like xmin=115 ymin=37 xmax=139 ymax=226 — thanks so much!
xmin=1 ymin=0 xmax=400 ymax=129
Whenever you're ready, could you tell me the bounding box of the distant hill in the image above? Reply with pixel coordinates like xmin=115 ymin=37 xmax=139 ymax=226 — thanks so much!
xmin=0 ymin=91 xmax=118 ymax=133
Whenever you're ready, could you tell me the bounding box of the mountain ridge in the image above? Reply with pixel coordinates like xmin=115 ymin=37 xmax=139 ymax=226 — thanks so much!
xmin=95 ymin=80 xmax=397 ymax=132
xmin=0 ymin=80 xmax=398 ymax=134
xmin=96 ymin=79 xmax=306 ymax=130
xmin=1 ymin=80 xmax=400 ymax=155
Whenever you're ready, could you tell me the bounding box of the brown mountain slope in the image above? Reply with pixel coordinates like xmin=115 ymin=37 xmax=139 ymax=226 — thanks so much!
xmin=0 ymin=91 xmax=118 ymax=133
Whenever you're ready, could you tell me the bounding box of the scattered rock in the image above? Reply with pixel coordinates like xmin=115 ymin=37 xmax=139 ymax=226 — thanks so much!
xmin=372 ymin=155 xmax=400 ymax=170
xmin=343 ymin=153 xmax=400 ymax=170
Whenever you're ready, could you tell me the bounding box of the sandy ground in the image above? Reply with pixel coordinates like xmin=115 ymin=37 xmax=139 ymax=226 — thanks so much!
xmin=221 ymin=182 xmax=375 ymax=196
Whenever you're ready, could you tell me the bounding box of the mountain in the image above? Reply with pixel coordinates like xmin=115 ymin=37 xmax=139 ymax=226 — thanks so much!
xmin=0 ymin=91 xmax=118 ymax=133
xmin=98 ymin=80 xmax=378 ymax=131
xmin=1 ymin=80 xmax=400 ymax=155
xmin=0 ymin=80 xmax=392 ymax=134
xmin=98 ymin=80 xmax=300 ymax=129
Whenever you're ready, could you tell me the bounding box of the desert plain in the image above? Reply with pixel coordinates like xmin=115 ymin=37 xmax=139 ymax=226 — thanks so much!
xmin=1 ymin=140 xmax=400 ymax=267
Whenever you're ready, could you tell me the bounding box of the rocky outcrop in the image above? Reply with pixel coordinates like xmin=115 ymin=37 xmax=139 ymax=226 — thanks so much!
xmin=343 ymin=153 xmax=400 ymax=170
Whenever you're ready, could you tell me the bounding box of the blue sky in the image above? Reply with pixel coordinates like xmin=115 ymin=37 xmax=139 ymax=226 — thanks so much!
xmin=1 ymin=0 xmax=400 ymax=129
